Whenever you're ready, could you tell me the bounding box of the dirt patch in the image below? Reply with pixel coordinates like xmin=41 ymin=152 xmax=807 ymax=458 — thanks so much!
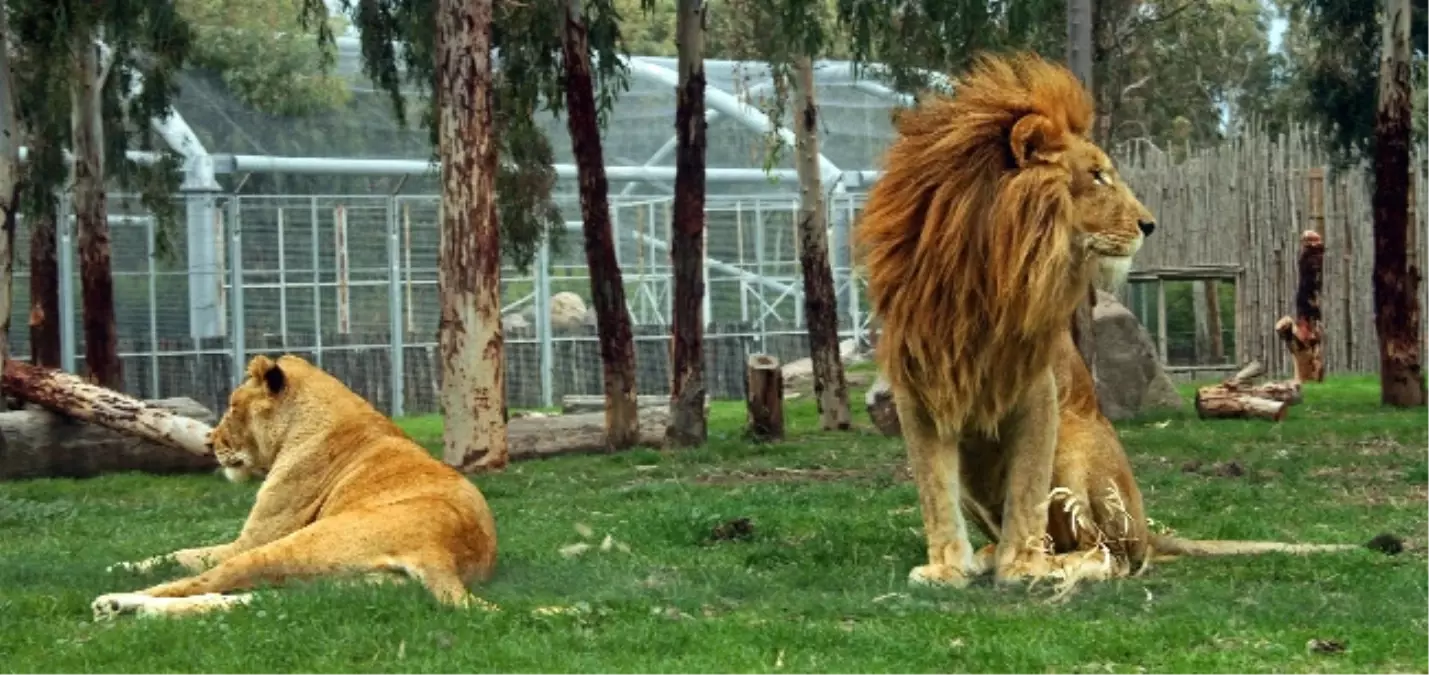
xmin=708 ymin=517 xmax=756 ymax=542
xmin=691 ymin=463 xmax=911 ymax=486
xmin=1180 ymin=459 xmax=1247 ymax=478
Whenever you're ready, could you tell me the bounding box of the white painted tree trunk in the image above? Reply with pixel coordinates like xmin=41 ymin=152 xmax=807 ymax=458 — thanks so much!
xmin=435 ymin=0 xmax=508 ymax=472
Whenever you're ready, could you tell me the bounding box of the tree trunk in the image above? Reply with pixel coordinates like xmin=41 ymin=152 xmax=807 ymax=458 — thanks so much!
xmin=561 ymin=0 xmax=640 ymax=450
xmin=71 ymin=34 xmax=121 ymax=390
xmin=0 ymin=5 xmax=19 ymax=413
xmin=666 ymin=0 xmax=708 ymax=447
xmin=2 ymin=359 xmax=215 ymax=457
xmin=0 ymin=397 xmax=218 ymax=480
xmin=435 ymin=0 xmax=508 ymax=472
xmin=790 ymin=56 xmax=850 ymax=431
xmin=1371 ymin=0 xmax=1426 ymax=407
xmin=744 ymin=354 xmax=783 ymax=441
xmin=1204 ymin=280 xmax=1224 ymax=362
xmin=28 ymin=187 xmax=61 ymax=368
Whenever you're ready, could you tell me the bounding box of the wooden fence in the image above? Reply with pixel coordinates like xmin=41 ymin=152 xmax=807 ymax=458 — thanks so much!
xmin=1118 ymin=129 xmax=1427 ymax=378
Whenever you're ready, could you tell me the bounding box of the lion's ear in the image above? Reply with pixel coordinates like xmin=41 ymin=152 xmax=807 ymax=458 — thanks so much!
xmin=263 ymin=363 xmax=287 ymax=395
xmin=1009 ymin=113 xmax=1062 ymax=167
xmin=245 ymin=354 xmax=286 ymax=395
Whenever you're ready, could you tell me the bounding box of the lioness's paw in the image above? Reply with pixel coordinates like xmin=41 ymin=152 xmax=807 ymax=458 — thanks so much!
xmin=105 ymin=555 xmax=168 ymax=575
xmin=92 ymin=592 xmax=154 ymax=621
xmin=907 ymin=564 xmax=971 ymax=589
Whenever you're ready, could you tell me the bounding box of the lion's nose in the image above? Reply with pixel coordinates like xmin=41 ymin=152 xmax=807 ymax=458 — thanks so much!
xmin=1137 ymin=220 xmax=1156 ymax=237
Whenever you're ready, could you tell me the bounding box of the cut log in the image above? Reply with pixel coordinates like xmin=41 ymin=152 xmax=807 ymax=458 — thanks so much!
xmin=2 ymin=360 xmax=215 ymax=456
xmin=0 ymin=397 xmax=218 ymax=480
xmin=1275 ymin=230 xmax=1326 ymax=382
xmin=745 ymin=354 xmax=784 ymax=441
xmin=1193 ymin=387 xmax=1289 ymax=422
xmin=506 ymin=406 xmax=669 ymax=461
xmin=560 ymin=394 xmax=672 ymax=415
xmin=865 ymin=373 xmax=901 ymax=436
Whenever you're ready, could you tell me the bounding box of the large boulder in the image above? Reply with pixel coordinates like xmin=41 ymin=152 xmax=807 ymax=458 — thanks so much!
xmin=549 ymin=292 xmax=589 ymax=332
xmin=1093 ymin=290 xmax=1183 ymax=420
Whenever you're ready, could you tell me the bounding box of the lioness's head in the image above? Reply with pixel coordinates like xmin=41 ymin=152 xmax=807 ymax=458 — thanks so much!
xmin=208 ymin=354 xmax=304 ymax=483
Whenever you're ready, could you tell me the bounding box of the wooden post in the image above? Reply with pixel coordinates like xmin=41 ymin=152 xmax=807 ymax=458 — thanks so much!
xmin=745 ymin=354 xmax=784 ymax=441
xmin=1275 ymin=230 xmax=1326 ymax=382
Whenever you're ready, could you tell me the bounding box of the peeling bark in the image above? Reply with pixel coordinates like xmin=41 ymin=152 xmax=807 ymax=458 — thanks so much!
xmin=435 ymin=0 xmax=508 ymax=471
xmin=561 ymin=0 xmax=640 ymax=450
xmin=1371 ymin=0 xmax=1426 ymax=407
xmin=666 ymin=0 xmax=708 ymax=448
xmin=71 ymin=34 xmax=122 ymax=390
xmin=791 ymin=56 xmax=850 ymax=431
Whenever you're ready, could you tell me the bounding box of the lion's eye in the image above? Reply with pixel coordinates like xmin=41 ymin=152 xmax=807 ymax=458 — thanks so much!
xmin=1092 ymin=169 xmax=1109 ymax=185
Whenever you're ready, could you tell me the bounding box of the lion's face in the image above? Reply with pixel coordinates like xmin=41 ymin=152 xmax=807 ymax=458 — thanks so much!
xmin=206 ymin=355 xmax=291 ymax=483
xmin=1061 ymin=138 xmax=1157 ymax=288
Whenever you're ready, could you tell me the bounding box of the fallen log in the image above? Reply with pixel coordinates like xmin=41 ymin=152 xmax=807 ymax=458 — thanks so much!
xmin=745 ymin=354 xmax=784 ymax=441
xmin=1274 ymin=230 xmax=1326 ymax=383
xmin=506 ymin=406 xmax=669 ymax=461
xmin=0 ymin=397 xmax=218 ymax=480
xmin=2 ymin=360 xmax=216 ymax=457
xmin=560 ymin=394 xmax=671 ymax=415
xmin=865 ymin=374 xmax=901 ymax=436
xmin=1193 ymin=361 xmax=1296 ymax=421
xmin=1194 ymin=387 xmax=1288 ymax=422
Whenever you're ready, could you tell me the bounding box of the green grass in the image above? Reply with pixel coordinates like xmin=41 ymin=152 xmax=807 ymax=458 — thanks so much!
xmin=1 ymin=375 xmax=1425 ymax=672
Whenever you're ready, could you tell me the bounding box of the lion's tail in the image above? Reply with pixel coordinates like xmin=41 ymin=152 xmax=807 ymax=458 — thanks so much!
xmin=1149 ymin=532 xmax=1404 ymax=559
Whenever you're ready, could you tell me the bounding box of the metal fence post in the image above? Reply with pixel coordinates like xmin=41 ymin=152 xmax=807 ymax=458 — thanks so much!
xmin=535 ymin=235 xmax=554 ymax=408
xmin=57 ymin=194 xmax=76 ymax=374
xmin=387 ymin=195 xmax=406 ymax=418
xmin=229 ymin=197 xmax=246 ymax=387
xmin=754 ymin=199 xmax=767 ymax=353
xmin=310 ymin=196 xmax=323 ymax=369
xmin=844 ymin=196 xmax=862 ymax=346
xmin=146 ymin=216 xmax=161 ymax=397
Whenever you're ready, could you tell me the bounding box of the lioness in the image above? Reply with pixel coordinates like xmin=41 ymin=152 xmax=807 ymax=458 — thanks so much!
xmin=93 ymin=354 xmax=498 ymax=619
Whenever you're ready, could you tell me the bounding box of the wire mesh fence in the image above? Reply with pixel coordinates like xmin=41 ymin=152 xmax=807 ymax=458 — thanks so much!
xmin=10 ymin=193 xmax=875 ymax=417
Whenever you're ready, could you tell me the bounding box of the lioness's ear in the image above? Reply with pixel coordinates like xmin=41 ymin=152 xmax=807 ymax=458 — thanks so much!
xmin=263 ymin=362 xmax=286 ymax=395
xmin=245 ymin=354 xmax=286 ymax=395
xmin=1009 ymin=113 xmax=1061 ymax=167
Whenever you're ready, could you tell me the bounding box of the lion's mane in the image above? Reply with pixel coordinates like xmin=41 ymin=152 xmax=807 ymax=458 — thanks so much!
xmin=856 ymin=52 xmax=1097 ymax=437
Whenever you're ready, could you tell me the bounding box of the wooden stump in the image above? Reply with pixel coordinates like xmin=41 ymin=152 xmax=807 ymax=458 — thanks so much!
xmin=2 ymin=360 xmax=215 ymax=456
xmin=865 ymin=373 xmax=901 ymax=436
xmin=745 ymin=354 xmax=784 ymax=441
xmin=1275 ymin=230 xmax=1326 ymax=382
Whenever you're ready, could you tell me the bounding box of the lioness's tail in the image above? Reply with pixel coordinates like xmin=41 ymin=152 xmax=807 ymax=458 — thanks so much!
xmin=1149 ymin=532 xmax=1404 ymax=558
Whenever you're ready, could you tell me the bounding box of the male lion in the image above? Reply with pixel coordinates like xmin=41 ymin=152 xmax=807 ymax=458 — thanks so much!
xmin=856 ymin=52 xmax=1391 ymax=590
xmin=92 ymin=354 xmax=499 ymax=619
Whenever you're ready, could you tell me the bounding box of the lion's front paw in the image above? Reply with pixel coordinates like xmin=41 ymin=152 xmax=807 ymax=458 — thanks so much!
xmin=907 ymin=563 xmax=972 ymax=589
xmin=994 ymin=553 xmax=1056 ymax=586
xmin=105 ymin=555 xmax=168 ymax=575
xmin=91 ymin=592 xmax=154 ymax=621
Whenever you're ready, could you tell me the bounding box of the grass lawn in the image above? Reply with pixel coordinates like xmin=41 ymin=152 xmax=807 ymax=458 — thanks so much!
xmin=1 ymin=374 xmax=1425 ymax=672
